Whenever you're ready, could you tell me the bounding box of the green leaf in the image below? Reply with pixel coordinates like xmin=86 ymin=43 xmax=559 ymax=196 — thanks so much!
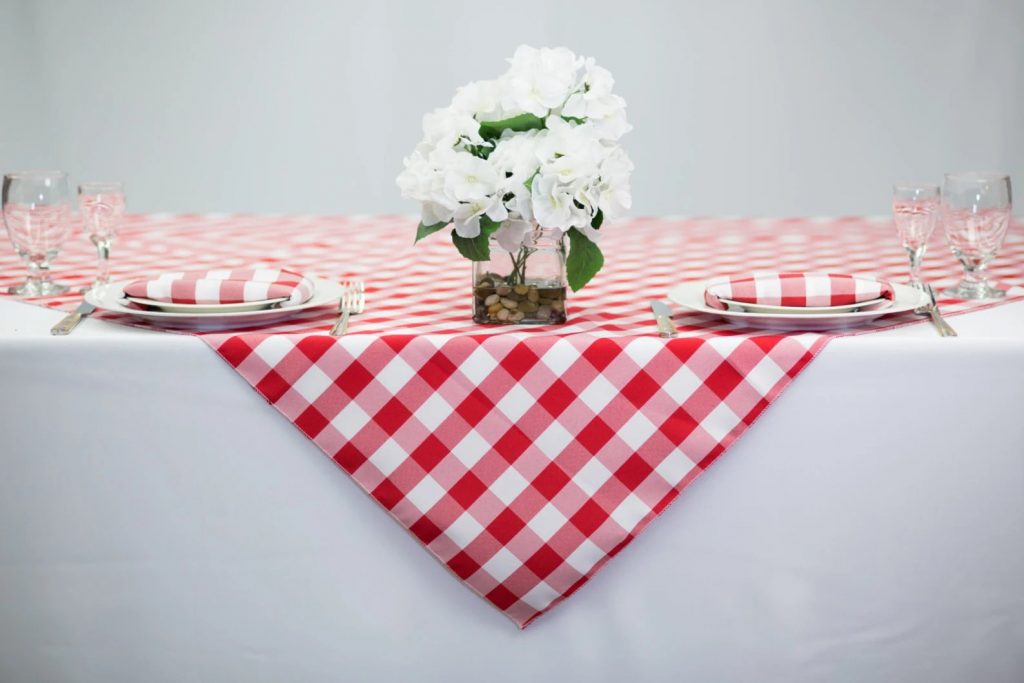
xmin=478 ymin=113 xmax=545 ymax=140
xmin=565 ymin=227 xmax=604 ymax=292
xmin=523 ymin=170 xmax=540 ymax=192
xmin=451 ymin=216 xmax=502 ymax=262
xmin=591 ymin=209 xmax=604 ymax=230
xmin=465 ymin=143 xmax=492 ymax=159
xmin=561 ymin=115 xmax=586 ymax=125
xmin=415 ymin=220 xmax=449 ymax=243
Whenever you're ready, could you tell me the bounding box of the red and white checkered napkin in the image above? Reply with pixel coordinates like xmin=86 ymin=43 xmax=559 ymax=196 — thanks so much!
xmin=704 ymin=272 xmax=896 ymax=310
xmin=123 ymin=268 xmax=314 ymax=306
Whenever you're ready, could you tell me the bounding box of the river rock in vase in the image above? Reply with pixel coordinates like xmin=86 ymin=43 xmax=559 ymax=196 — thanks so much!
xmin=473 ymin=278 xmax=567 ymax=325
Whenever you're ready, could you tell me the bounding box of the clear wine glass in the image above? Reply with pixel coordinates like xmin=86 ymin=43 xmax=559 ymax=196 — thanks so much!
xmin=79 ymin=181 xmax=126 ymax=290
xmin=2 ymin=170 xmax=73 ymax=295
xmin=892 ymin=183 xmax=940 ymax=290
xmin=941 ymin=172 xmax=1013 ymax=299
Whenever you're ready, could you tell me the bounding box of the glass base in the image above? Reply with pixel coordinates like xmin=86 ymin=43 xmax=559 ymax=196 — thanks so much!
xmin=8 ymin=279 xmax=69 ymax=296
xmin=941 ymin=281 xmax=1006 ymax=300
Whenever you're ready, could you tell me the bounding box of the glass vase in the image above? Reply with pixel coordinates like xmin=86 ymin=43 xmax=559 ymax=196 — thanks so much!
xmin=472 ymin=225 xmax=567 ymax=325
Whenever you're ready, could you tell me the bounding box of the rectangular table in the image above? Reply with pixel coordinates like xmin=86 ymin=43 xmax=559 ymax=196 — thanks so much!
xmin=1 ymin=215 xmax=1023 ymax=682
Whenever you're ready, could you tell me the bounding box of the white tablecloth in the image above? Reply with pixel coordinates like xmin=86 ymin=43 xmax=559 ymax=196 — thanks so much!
xmin=1 ymin=298 xmax=1022 ymax=683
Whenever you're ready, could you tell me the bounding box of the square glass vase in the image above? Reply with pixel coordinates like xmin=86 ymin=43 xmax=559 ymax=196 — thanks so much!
xmin=472 ymin=227 xmax=567 ymax=325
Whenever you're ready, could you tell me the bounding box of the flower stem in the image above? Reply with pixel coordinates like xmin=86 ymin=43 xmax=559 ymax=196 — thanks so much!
xmin=507 ymin=247 xmax=534 ymax=285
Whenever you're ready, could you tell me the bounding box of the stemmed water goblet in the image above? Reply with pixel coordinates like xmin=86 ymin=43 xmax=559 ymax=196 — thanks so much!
xmin=78 ymin=181 xmax=126 ymax=291
xmin=2 ymin=170 xmax=73 ymax=295
xmin=941 ymin=172 xmax=1013 ymax=300
xmin=892 ymin=183 xmax=940 ymax=291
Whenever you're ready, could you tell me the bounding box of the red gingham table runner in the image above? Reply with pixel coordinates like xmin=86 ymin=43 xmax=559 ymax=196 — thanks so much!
xmin=3 ymin=214 xmax=1022 ymax=627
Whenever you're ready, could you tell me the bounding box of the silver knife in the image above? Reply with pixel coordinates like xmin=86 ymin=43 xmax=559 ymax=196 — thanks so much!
xmin=650 ymin=300 xmax=678 ymax=338
xmin=51 ymin=301 xmax=97 ymax=336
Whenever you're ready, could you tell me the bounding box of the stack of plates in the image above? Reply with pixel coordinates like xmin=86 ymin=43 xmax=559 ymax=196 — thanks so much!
xmin=84 ymin=277 xmax=344 ymax=330
xmin=668 ymin=281 xmax=927 ymax=330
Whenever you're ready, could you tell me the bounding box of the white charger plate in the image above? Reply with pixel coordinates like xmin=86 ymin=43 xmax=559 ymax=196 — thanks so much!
xmin=86 ymin=277 xmax=344 ymax=330
xmin=716 ymin=296 xmax=891 ymax=315
xmin=668 ymin=280 xmax=926 ymax=330
xmin=123 ymin=296 xmax=289 ymax=313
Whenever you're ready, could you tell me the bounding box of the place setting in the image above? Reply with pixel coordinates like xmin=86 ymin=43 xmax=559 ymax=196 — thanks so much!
xmin=656 ymin=172 xmax=1015 ymax=336
xmin=74 ymin=269 xmax=354 ymax=332
xmin=664 ymin=272 xmax=925 ymax=332
xmin=1 ymin=170 xmax=364 ymax=335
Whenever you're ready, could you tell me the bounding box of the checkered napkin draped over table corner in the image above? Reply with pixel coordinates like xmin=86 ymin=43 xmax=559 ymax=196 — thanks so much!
xmin=704 ymin=272 xmax=896 ymax=310
xmin=213 ymin=330 xmax=828 ymax=627
xmin=6 ymin=214 xmax=1023 ymax=627
xmin=123 ymin=268 xmax=315 ymax=306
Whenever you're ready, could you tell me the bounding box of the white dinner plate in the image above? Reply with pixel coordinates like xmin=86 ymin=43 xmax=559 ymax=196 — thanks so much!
xmin=123 ymin=296 xmax=290 ymax=313
xmin=668 ymin=280 xmax=926 ymax=330
xmin=716 ymin=297 xmax=892 ymax=315
xmin=86 ymin=277 xmax=344 ymax=330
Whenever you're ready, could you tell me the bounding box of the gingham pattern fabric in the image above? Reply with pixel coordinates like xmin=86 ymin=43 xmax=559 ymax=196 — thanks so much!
xmin=3 ymin=214 xmax=1022 ymax=628
xmin=123 ymin=268 xmax=314 ymax=306
xmin=704 ymin=272 xmax=896 ymax=310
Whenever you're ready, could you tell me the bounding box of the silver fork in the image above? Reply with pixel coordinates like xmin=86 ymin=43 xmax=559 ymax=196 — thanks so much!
xmin=914 ymin=284 xmax=957 ymax=337
xmin=329 ymin=280 xmax=365 ymax=336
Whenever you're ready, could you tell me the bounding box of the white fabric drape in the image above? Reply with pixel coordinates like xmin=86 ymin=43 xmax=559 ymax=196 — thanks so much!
xmin=2 ymin=298 xmax=1022 ymax=682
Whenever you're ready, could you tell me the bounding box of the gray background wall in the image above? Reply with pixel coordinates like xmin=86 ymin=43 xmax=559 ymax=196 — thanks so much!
xmin=1 ymin=0 xmax=1022 ymax=216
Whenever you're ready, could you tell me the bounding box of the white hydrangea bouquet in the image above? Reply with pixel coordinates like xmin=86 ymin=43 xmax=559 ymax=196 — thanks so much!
xmin=397 ymin=46 xmax=633 ymax=303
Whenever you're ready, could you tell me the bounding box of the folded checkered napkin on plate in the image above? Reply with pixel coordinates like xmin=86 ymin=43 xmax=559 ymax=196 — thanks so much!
xmin=704 ymin=272 xmax=896 ymax=310
xmin=123 ymin=268 xmax=315 ymax=306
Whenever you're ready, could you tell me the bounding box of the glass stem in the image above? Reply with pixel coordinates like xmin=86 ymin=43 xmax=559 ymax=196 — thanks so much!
xmin=27 ymin=257 xmax=50 ymax=287
xmin=906 ymin=246 xmax=925 ymax=289
xmin=959 ymin=257 xmax=991 ymax=288
xmin=94 ymin=238 xmax=112 ymax=285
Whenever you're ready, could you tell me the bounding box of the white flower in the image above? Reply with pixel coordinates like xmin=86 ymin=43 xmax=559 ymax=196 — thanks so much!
xmin=543 ymin=139 xmax=605 ymax=185
xmin=397 ymin=151 xmax=441 ymax=203
xmin=397 ymin=146 xmax=461 ymax=214
xmin=586 ymin=108 xmax=632 ymax=141
xmin=535 ymin=116 xmax=591 ymax=155
xmin=422 ymin=107 xmax=485 ymax=148
xmin=452 ymin=197 xmax=508 ymax=238
xmin=493 ymin=218 xmax=533 ymax=252
xmin=451 ymin=80 xmax=503 ymax=121
xmin=563 ymin=62 xmax=618 ymax=118
xmin=396 ymin=152 xmax=430 ymax=198
xmin=500 ymin=46 xmax=582 ymax=118
xmin=535 ymin=117 xmax=609 ymax=186
xmin=531 ymin=174 xmax=593 ymax=232
xmin=596 ymin=147 xmax=634 ymax=218
xmin=505 ymin=184 xmax=535 ymax=224
xmin=443 ymin=153 xmax=499 ymax=202
xmin=530 ymin=174 xmax=571 ymax=229
xmin=420 ymin=201 xmax=453 ymax=227
xmin=489 ymin=130 xmax=542 ymax=184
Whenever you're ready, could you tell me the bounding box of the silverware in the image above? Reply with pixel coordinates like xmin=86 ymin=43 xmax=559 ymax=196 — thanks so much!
xmin=914 ymin=284 xmax=957 ymax=337
xmin=51 ymin=301 xmax=97 ymax=336
xmin=329 ymin=280 xmax=365 ymax=337
xmin=649 ymin=300 xmax=678 ymax=338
